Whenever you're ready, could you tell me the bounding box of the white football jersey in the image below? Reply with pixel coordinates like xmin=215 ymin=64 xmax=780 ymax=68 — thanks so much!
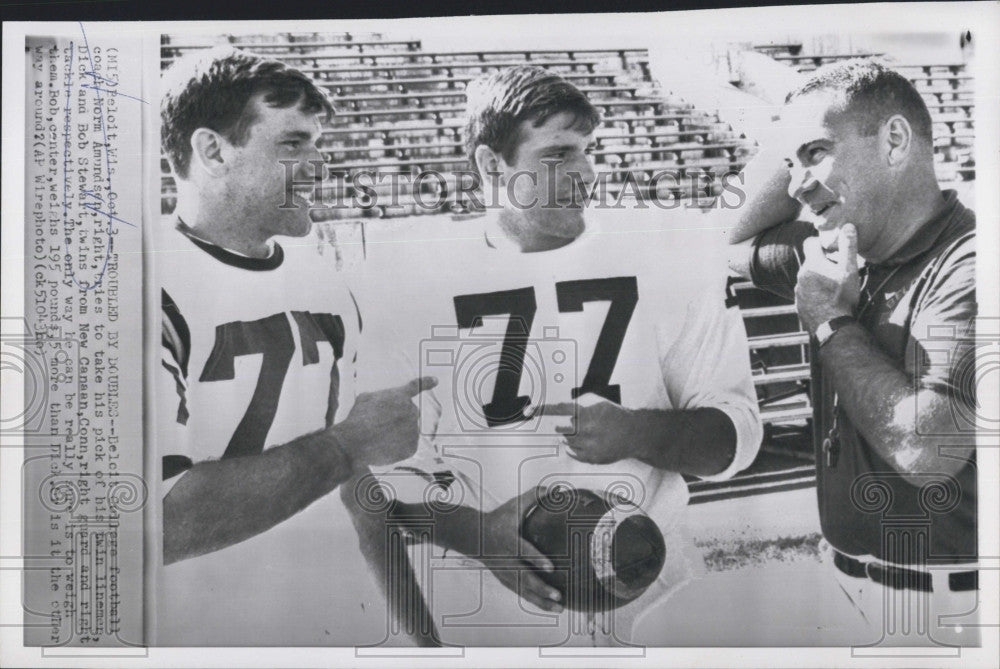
xmin=153 ymin=221 xmax=395 ymax=646
xmin=358 ymin=209 xmax=762 ymax=645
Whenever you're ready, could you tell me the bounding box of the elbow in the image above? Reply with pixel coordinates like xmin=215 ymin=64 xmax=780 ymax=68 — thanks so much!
xmin=720 ymin=401 xmax=763 ymax=479
xmin=885 ymin=434 xmax=974 ymax=485
xmin=707 ymin=421 xmax=737 ymax=478
xmin=691 ymin=407 xmax=743 ymax=479
xmin=689 ymin=396 xmax=763 ymax=482
xmin=884 ymin=393 xmax=975 ymax=483
xmin=162 ymin=469 xmax=199 ymax=565
xmin=162 ymin=495 xmax=182 ymax=566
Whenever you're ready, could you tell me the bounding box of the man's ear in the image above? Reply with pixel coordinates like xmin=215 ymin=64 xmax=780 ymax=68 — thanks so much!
xmin=474 ymin=144 xmax=504 ymax=185
xmin=882 ymin=114 xmax=912 ymax=168
xmin=189 ymin=128 xmax=227 ymax=177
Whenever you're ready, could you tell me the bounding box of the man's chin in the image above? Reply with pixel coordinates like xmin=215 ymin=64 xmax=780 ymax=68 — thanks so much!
xmin=276 ymin=212 xmax=315 ymax=238
xmin=558 ymin=211 xmax=588 ymax=237
xmin=294 ymin=218 xmax=315 ymax=237
xmin=817 ymin=226 xmax=841 ymax=253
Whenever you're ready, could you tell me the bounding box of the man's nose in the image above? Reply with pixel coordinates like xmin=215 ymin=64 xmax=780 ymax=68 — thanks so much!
xmin=786 ymin=163 xmax=816 ymax=202
xmin=575 ymin=154 xmax=597 ymax=186
xmin=301 ymin=149 xmax=327 ymax=182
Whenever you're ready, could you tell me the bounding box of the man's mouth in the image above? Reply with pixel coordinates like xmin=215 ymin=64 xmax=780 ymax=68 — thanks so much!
xmin=554 ymin=195 xmax=587 ymax=208
xmin=291 ymin=185 xmax=318 ymax=208
xmin=812 ymin=201 xmax=836 ymax=218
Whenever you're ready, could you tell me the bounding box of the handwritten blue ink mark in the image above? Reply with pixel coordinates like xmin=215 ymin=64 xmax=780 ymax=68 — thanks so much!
xmin=61 ymin=21 xmax=147 ymax=292
xmin=80 ymin=82 xmax=148 ymax=105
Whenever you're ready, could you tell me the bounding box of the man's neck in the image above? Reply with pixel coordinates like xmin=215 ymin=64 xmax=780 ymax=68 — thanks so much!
xmin=174 ymin=196 xmax=272 ymax=258
xmin=868 ymin=173 xmax=946 ymax=264
xmin=494 ymin=209 xmax=577 ymax=253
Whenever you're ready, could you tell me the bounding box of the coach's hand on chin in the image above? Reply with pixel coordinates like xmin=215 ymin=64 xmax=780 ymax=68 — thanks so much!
xmin=794 ymin=225 xmax=861 ymax=334
xmin=334 ymin=376 xmax=438 ymax=471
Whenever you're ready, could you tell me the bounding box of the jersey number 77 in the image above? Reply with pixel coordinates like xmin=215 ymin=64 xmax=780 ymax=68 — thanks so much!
xmin=453 ymin=276 xmax=638 ymax=427
xmin=199 ymin=311 xmax=346 ymax=458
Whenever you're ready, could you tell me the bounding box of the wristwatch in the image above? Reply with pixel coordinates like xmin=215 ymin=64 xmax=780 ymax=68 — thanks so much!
xmin=815 ymin=315 xmax=856 ymax=348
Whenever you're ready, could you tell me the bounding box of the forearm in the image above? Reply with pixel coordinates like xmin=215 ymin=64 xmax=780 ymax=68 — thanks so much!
xmin=632 ymin=407 xmax=737 ymax=477
xmin=389 ymin=501 xmax=482 ymax=556
xmin=819 ymin=323 xmax=970 ymax=479
xmin=726 ymin=149 xmax=801 ymax=244
xmin=338 ymin=474 xmax=442 ymax=647
xmin=163 ymin=430 xmax=354 ymax=564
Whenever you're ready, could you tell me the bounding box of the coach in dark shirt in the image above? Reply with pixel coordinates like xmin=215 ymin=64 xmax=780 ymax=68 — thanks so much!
xmin=729 ymin=59 xmax=977 ymax=647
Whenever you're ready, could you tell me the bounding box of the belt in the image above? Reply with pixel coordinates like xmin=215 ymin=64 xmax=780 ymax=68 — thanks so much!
xmin=833 ymin=550 xmax=978 ymax=593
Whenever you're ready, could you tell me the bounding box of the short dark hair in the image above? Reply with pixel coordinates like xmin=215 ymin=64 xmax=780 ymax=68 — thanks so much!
xmin=785 ymin=59 xmax=933 ymax=142
xmin=161 ymin=47 xmax=334 ymax=179
xmin=463 ymin=65 xmax=601 ymax=167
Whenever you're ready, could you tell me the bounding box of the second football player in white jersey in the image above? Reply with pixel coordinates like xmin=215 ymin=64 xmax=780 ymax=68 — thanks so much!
xmin=358 ymin=66 xmax=763 ymax=646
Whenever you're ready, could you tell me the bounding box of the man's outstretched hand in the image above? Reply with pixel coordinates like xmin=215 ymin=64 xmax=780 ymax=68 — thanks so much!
xmin=335 ymin=376 xmax=438 ymax=469
xmin=533 ymin=395 xmax=640 ymax=465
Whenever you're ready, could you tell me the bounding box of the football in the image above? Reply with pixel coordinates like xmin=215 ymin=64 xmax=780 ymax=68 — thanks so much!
xmin=520 ymin=485 xmax=666 ymax=612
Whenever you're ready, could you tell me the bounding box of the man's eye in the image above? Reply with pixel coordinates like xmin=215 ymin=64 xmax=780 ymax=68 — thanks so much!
xmin=284 ymin=141 xmax=301 ymax=149
xmin=809 ymin=147 xmax=827 ymax=161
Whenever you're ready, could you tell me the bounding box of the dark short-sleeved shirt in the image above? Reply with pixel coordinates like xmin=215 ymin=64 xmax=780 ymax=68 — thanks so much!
xmin=750 ymin=190 xmax=977 ymax=563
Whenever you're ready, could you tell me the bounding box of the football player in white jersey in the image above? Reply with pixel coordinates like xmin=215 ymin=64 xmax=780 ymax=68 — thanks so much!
xmin=155 ymin=47 xmax=437 ymax=645
xmin=358 ymin=65 xmax=763 ymax=646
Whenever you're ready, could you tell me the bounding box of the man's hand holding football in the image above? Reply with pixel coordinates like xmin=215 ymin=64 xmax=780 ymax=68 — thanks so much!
xmin=481 ymin=488 xmax=564 ymax=613
xmin=334 ymin=376 xmax=438 ymax=470
xmin=795 ymin=224 xmax=861 ymax=333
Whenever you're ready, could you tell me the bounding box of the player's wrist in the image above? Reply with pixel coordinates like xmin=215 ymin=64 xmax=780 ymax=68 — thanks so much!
xmin=326 ymin=422 xmax=366 ymax=470
xmin=306 ymin=427 xmax=359 ymax=481
xmin=447 ymin=506 xmax=481 ymax=554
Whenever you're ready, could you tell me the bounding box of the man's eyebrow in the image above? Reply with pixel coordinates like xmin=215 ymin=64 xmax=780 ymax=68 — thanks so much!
xmin=796 ymin=139 xmax=827 ymax=155
xmin=280 ymin=130 xmax=314 ymax=141
xmin=540 ymin=143 xmax=581 ymax=153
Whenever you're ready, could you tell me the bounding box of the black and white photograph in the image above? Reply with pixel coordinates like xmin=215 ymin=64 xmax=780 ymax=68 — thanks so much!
xmin=2 ymin=3 xmax=999 ymax=667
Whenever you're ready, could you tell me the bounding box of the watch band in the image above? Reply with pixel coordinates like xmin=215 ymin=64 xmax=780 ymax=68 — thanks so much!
xmin=815 ymin=315 xmax=856 ymax=348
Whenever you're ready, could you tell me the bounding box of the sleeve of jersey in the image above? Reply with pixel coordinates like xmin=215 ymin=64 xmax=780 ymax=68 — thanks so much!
xmin=160 ymin=289 xmax=194 ymax=496
xmin=749 ymin=220 xmax=816 ymax=301
xmin=909 ymin=234 xmax=977 ymax=413
xmin=657 ymin=284 xmax=764 ymax=482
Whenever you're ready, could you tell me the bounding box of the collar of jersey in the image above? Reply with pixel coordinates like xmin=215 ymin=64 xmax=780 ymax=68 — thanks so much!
xmin=175 ymin=218 xmax=284 ymax=271
xmin=871 ymin=189 xmax=969 ymax=268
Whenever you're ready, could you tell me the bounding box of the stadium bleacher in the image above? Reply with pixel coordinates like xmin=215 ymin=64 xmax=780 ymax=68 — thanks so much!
xmin=159 ymin=34 xmax=977 ymax=471
xmin=159 ymin=32 xmax=807 ymax=454
xmin=752 ymin=43 xmax=976 ymax=182
xmin=161 ymin=33 xmax=756 ymax=222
